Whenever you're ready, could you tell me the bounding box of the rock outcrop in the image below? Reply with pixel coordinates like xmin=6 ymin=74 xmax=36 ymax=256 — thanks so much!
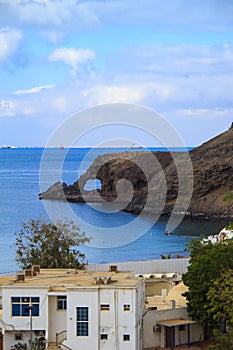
xmin=39 ymin=126 xmax=233 ymax=219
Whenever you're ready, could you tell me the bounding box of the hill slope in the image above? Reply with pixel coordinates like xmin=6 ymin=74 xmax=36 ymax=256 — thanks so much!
xmin=40 ymin=126 xmax=233 ymax=219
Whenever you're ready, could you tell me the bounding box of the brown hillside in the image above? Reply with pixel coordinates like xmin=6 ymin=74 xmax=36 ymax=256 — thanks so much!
xmin=40 ymin=126 xmax=233 ymax=219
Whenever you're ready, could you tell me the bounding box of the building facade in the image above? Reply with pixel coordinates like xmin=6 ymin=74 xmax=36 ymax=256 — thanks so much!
xmin=1 ymin=267 xmax=145 ymax=350
xmin=0 ymin=265 xmax=204 ymax=350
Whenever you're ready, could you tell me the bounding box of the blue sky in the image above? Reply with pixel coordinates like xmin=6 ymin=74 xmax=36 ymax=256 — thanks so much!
xmin=1 ymin=0 xmax=233 ymax=147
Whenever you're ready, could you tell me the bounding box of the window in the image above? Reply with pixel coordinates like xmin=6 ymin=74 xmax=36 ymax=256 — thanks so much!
xmin=57 ymin=296 xmax=67 ymax=310
xmin=15 ymin=333 xmax=23 ymax=341
xmin=77 ymin=307 xmax=88 ymax=336
xmin=179 ymin=325 xmax=186 ymax=332
xmin=12 ymin=297 xmax=40 ymax=317
xmin=124 ymin=304 xmax=130 ymax=311
xmin=100 ymin=334 xmax=108 ymax=340
xmin=100 ymin=304 xmax=110 ymax=311
xmin=123 ymin=334 xmax=130 ymax=341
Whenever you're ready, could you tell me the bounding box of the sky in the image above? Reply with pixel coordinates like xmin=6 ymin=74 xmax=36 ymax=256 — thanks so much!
xmin=1 ymin=0 xmax=233 ymax=147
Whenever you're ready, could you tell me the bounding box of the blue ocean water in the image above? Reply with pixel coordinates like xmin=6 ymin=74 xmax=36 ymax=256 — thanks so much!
xmin=0 ymin=148 xmax=224 ymax=275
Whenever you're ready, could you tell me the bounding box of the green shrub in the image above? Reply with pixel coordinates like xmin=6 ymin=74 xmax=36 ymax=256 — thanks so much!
xmin=223 ymin=193 xmax=233 ymax=204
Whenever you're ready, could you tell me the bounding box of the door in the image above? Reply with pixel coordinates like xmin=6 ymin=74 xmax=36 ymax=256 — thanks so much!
xmin=166 ymin=327 xmax=175 ymax=348
xmin=0 ymin=333 xmax=3 ymax=350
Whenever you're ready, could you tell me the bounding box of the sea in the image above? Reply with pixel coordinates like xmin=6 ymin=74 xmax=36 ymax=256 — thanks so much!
xmin=0 ymin=147 xmax=225 ymax=275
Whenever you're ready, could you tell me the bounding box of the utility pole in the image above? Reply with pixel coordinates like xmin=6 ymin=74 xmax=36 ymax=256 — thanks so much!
xmin=28 ymin=304 xmax=33 ymax=350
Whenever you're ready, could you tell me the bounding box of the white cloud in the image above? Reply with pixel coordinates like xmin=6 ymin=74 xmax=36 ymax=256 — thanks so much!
xmin=1 ymin=0 xmax=233 ymax=32
xmin=49 ymin=47 xmax=95 ymax=67
xmin=0 ymin=28 xmax=22 ymax=63
xmin=165 ymin=107 xmax=233 ymax=147
xmin=82 ymin=85 xmax=144 ymax=104
xmin=0 ymin=0 xmax=100 ymax=31
xmin=0 ymin=99 xmax=16 ymax=117
xmin=48 ymin=47 xmax=96 ymax=78
xmin=109 ymin=43 xmax=233 ymax=78
xmin=81 ymin=80 xmax=176 ymax=106
xmin=13 ymin=84 xmax=54 ymax=95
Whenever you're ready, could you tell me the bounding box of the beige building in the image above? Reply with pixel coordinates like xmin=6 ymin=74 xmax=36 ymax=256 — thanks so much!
xmin=143 ymin=280 xmax=203 ymax=349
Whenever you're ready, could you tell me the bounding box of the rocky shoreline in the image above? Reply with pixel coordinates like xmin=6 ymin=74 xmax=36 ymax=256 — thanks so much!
xmin=39 ymin=126 xmax=233 ymax=221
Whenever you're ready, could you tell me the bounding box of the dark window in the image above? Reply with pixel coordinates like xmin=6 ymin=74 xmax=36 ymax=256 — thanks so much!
xmin=100 ymin=334 xmax=108 ymax=340
xmin=12 ymin=304 xmax=20 ymax=316
xmin=124 ymin=304 xmax=130 ymax=311
xmin=100 ymin=304 xmax=110 ymax=311
xmin=77 ymin=307 xmax=88 ymax=336
xmin=11 ymin=297 xmax=40 ymax=317
xmin=123 ymin=334 xmax=130 ymax=341
xmin=15 ymin=334 xmax=23 ymax=341
xmin=179 ymin=325 xmax=186 ymax=331
xmin=57 ymin=296 xmax=67 ymax=310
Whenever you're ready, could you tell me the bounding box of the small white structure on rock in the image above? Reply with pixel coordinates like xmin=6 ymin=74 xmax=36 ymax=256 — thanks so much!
xmin=202 ymin=227 xmax=233 ymax=244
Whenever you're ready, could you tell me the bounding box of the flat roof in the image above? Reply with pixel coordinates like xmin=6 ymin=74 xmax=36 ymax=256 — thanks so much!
xmin=0 ymin=275 xmax=15 ymax=287
xmin=157 ymin=319 xmax=196 ymax=327
xmin=1 ymin=269 xmax=143 ymax=289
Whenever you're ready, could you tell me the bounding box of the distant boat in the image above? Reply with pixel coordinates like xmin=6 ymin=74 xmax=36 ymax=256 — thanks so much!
xmin=1 ymin=145 xmax=11 ymax=149
xmin=59 ymin=145 xmax=64 ymax=150
xmin=131 ymin=144 xmax=143 ymax=149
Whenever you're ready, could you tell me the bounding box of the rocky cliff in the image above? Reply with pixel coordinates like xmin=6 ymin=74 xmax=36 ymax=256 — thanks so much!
xmin=39 ymin=126 xmax=233 ymax=219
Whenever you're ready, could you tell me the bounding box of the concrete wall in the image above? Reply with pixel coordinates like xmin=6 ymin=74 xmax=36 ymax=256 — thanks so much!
xmin=143 ymin=307 xmax=203 ymax=349
xmin=145 ymin=281 xmax=173 ymax=297
xmin=87 ymin=258 xmax=190 ymax=275
xmin=65 ymin=283 xmax=145 ymax=350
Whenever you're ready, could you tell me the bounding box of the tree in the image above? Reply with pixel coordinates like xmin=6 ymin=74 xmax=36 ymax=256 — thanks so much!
xmin=207 ymin=270 xmax=233 ymax=350
xmin=15 ymin=219 xmax=90 ymax=269
xmin=182 ymin=237 xmax=233 ymax=336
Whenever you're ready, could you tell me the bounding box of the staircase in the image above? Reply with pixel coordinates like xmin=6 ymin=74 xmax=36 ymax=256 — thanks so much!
xmin=45 ymin=331 xmax=72 ymax=350
xmin=46 ymin=341 xmax=72 ymax=350
xmin=47 ymin=343 xmax=60 ymax=349
xmin=46 ymin=343 xmax=59 ymax=350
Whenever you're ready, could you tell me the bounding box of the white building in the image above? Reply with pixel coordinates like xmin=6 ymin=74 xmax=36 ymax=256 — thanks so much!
xmin=0 ymin=265 xmax=203 ymax=350
xmin=0 ymin=266 xmax=145 ymax=350
xmin=202 ymin=226 xmax=233 ymax=244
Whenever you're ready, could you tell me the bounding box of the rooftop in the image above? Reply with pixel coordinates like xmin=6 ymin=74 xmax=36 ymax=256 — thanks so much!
xmin=1 ymin=268 xmax=143 ymax=290
xmin=157 ymin=319 xmax=196 ymax=327
xmin=146 ymin=282 xmax=188 ymax=310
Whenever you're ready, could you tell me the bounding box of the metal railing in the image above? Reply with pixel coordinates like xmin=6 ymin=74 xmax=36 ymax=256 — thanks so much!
xmin=57 ymin=342 xmax=72 ymax=350
xmin=56 ymin=330 xmax=67 ymax=344
xmin=56 ymin=331 xmax=72 ymax=350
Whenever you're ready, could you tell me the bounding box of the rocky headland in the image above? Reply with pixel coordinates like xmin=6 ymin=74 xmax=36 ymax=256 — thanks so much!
xmin=39 ymin=125 xmax=233 ymax=220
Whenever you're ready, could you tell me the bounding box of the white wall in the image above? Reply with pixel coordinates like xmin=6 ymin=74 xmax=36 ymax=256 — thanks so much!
xmin=99 ymin=288 xmax=116 ymax=350
xmin=87 ymin=258 xmax=190 ymax=274
xmin=137 ymin=281 xmax=145 ymax=350
xmin=117 ymin=288 xmax=136 ymax=350
xmin=65 ymin=283 xmax=145 ymax=350
xmin=48 ymin=295 xmax=67 ymax=342
xmin=66 ymin=287 xmax=99 ymax=350
xmin=4 ymin=330 xmax=30 ymax=350
xmin=2 ymin=287 xmax=48 ymax=333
